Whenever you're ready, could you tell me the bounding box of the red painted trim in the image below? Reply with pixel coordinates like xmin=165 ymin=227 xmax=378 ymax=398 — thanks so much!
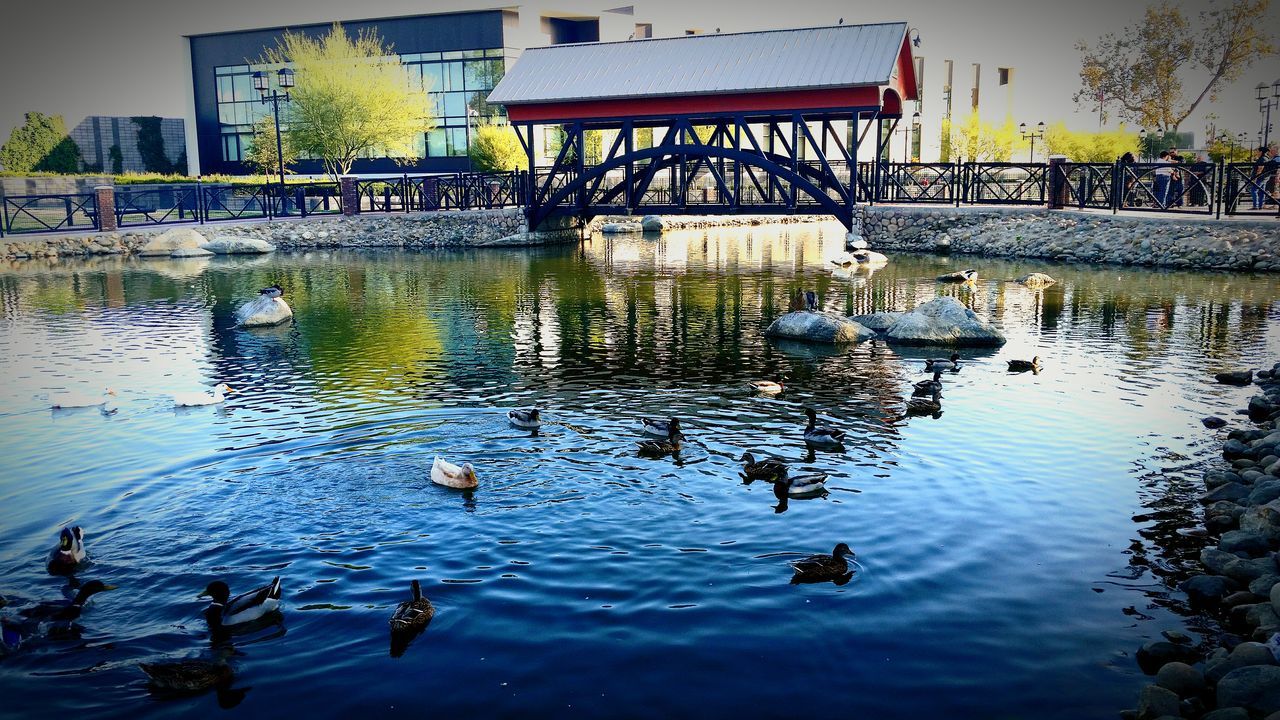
xmin=895 ymin=38 xmax=919 ymax=103
xmin=506 ymin=86 xmax=886 ymax=123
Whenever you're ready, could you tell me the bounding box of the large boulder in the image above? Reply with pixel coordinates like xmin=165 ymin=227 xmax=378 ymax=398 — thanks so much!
xmin=169 ymin=246 xmax=213 ymax=258
xmin=1016 ymin=272 xmax=1057 ymax=289
xmin=883 ymin=297 xmax=1007 ymax=347
xmin=1217 ymin=665 xmax=1280 ymax=714
xmin=201 ymin=236 xmax=276 ymax=254
xmin=848 ymin=311 xmax=904 ymax=332
xmin=600 ymin=222 xmax=642 ymax=234
xmin=1207 ymin=642 xmax=1277 ymax=684
xmin=237 ymin=298 xmax=293 ymax=328
xmin=1137 ymin=684 xmax=1181 ymax=719
xmin=139 ymin=227 xmax=207 ymax=257
xmin=1217 ymin=370 xmax=1255 ymax=386
xmin=641 ymin=215 xmax=665 ymax=232
xmin=765 ymin=312 xmax=875 ymax=344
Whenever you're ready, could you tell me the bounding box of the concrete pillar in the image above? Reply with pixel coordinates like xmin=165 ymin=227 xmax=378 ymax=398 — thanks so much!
xmin=340 ymin=176 xmax=358 ymax=216
xmin=94 ymin=186 xmax=116 ymax=231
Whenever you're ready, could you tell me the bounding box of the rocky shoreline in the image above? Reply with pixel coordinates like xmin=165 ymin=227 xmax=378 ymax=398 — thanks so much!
xmin=1125 ymin=364 xmax=1280 ymax=719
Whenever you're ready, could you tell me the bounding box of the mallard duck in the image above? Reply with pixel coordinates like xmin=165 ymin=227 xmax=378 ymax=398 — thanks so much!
xmin=748 ymin=376 xmax=785 ymax=394
xmin=804 ymin=291 xmax=818 ymax=312
xmin=641 ymin=416 xmax=680 ymax=439
xmin=924 ymin=353 xmax=961 ymax=372
xmin=790 ymin=543 xmax=856 ymax=582
xmin=778 ymin=472 xmax=828 ymax=496
xmin=173 ymin=383 xmax=234 ymax=407
xmin=19 ymin=580 xmax=114 ymax=622
xmin=740 ymin=452 xmax=787 ymax=481
xmin=46 ymin=526 xmax=86 ymax=575
xmin=905 ymin=390 xmax=943 ymax=416
xmin=140 ymin=660 xmax=234 ymax=693
xmin=803 ymin=409 xmax=846 ymax=447
xmin=937 ymin=269 xmax=977 ymax=283
xmin=637 ymin=421 xmax=683 ymax=457
xmin=259 ymin=284 xmax=283 ymax=299
xmin=389 ymin=580 xmax=435 ymax=635
xmin=431 ymin=457 xmax=477 ymax=489
xmin=201 ymin=578 xmax=282 ymax=633
xmin=507 ymin=408 xmax=542 ymax=430
xmin=1007 ymin=356 xmax=1042 ymax=372
xmin=50 ymin=388 xmax=115 ymax=409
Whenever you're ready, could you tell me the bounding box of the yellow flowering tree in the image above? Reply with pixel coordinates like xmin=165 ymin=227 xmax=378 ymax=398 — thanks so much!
xmin=1042 ymin=123 xmax=1140 ymax=162
xmin=947 ymin=113 xmax=1023 ymax=162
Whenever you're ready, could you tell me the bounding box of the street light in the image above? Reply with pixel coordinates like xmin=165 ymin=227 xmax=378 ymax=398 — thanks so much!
xmin=911 ymin=111 xmax=921 ymax=161
xmin=1019 ymin=121 xmax=1046 ymax=163
xmin=1257 ymin=79 xmax=1280 ymax=147
xmin=255 ymin=67 xmax=295 ymax=186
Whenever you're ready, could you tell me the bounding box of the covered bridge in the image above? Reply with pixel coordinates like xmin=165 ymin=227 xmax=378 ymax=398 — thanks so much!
xmin=487 ymin=22 xmax=919 ymax=231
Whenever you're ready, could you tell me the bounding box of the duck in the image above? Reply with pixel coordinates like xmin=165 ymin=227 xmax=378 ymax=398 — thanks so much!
xmin=201 ymin=577 xmax=282 ymax=632
xmin=1007 ymin=356 xmax=1042 ymax=372
xmin=46 ymin=526 xmax=86 ymax=575
xmin=790 ymin=543 xmax=856 ymax=582
xmin=637 ymin=421 xmax=683 ymax=457
xmin=431 ymin=457 xmax=478 ymax=489
xmin=937 ymin=269 xmax=977 ymax=283
xmin=777 ymin=472 xmax=828 ymax=496
xmin=905 ymin=390 xmax=943 ymax=416
xmin=259 ymin=284 xmax=284 ymax=299
xmin=641 ymin=416 xmax=680 ymax=439
xmin=804 ymin=290 xmax=818 ymax=312
xmin=912 ymin=371 xmax=944 ymax=396
xmin=507 ymin=408 xmax=542 ymax=430
xmin=924 ymin=353 xmax=961 ymax=372
xmin=50 ymin=388 xmax=115 ymax=409
xmin=748 ymin=376 xmax=785 ymax=395
xmin=802 ymin=408 xmax=846 ymax=448
xmin=389 ymin=580 xmax=436 ymax=635
xmin=740 ymin=452 xmax=787 ymax=481
xmin=173 ymin=383 xmax=234 ymax=407
xmin=19 ymin=580 xmax=114 ymax=622
xmin=140 ymin=659 xmax=234 ymax=693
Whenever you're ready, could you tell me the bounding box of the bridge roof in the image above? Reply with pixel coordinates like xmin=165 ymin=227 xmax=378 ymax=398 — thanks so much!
xmin=489 ymin=22 xmax=917 ymax=122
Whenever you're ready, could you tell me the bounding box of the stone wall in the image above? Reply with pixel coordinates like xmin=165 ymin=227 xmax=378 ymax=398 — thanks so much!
xmin=854 ymin=206 xmax=1280 ymax=272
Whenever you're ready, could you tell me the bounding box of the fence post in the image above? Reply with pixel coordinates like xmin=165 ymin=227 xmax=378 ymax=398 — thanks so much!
xmin=95 ymin=186 xmax=116 ymax=232
xmin=1047 ymin=157 xmax=1066 ymax=210
xmin=1215 ymin=160 xmax=1223 ymax=220
xmin=340 ymin=177 xmax=358 ymax=217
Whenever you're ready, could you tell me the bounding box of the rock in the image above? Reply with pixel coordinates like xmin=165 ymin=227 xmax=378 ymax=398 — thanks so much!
xmin=1205 ymin=416 xmax=1229 ymax=429
xmin=1217 ymin=665 xmax=1280 ymax=714
xmin=848 ymin=312 xmax=903 ymax=332
xmin=1225 ymin=556 xmax=1279 ymax=584
xmin=1227 ymin=591 xmax=1266 ymax=608
xmin=1155 ymin=661 xmax=1204 ymax=698
xmin=169 ymin=247 xmax=214 ymax=258
xmin=936 ymin=269 xmax=976 ymax=283
xmin=1207 ymin=471 xmax=1242 ymax=489
xmin=138 ymin=227 xmax=207 ymax=256
xmin=1203 ymin=709 xmax=1250 ymax=720
xmin=883 ymin=297 xmax=1007 ymax=347
xmin=1162 ymin=630 xmax=1194 ymax=645
xmin=764 ymin=312 xmax=875 ymax=344
xmin=1016 ymin=272 xmax=1057 ymax=289
xmin=1226 ymin=439 xmax=1254 ymax=460
xmin=1137 ymin=684 xmax=1181 ymax=719
xmin=1218 ymin=370 xmax=1256 ymax=386
xmin=844 ymin=232 xmax=868 ymax=250
xmin=1242 ymin=503 xmax=1280 ymax=541
xmin=851 ymin=249 xmax=889 ymax=266
xmin=1182 ymin=574 xmax=1236 ymax=604
xmin=1138 ymin=640 xmax=1198 ymax=674
xmin=641 ymin=215 xmax=665 ymax=232
xmin=1205 ymin=548 xmax=1243 ymax=575
xmin=1203 ymin=482 xmax=1252 ymax=504
xmin=1270 ymin=582 xmax=1280 ymax=618
xmin=1254 ymin=575 xmax=1280 ymax=596
xmin=238 ymin=298 xmax=293 ymax=328
xmin=600 ymin=222 xmax=642 ymax=234
xmin=1222 ymin=530 xmax=1271 ymax=556
xmin=201 ymin=236 xmax=276 ymax=254
xmin=1207 ymin=642 xmax=1277 ymax=685
xmin=1253 ymin=396 xmax=1278 ymax=422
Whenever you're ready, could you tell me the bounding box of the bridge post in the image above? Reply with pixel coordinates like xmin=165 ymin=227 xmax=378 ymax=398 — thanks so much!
xmin=624 ymin=120 xmax=634 ymax=214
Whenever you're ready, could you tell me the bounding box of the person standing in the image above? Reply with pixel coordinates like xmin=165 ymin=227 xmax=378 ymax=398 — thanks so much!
xmin=1120 ymin=152 xmax=1138 ymax=206
xmin=1153 ymin=151 xmax=1173 ymax=208
xmin=1251 ymin=145 xmax=1271 ymax=210
xmin=1168 ymin=149 xmax=1185 ymax=208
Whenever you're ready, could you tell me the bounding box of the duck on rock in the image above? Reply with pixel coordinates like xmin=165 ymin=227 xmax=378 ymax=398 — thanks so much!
xmin=201 ymin=577 xmax=282 ymax=634
xmin=47 ymin=526 xmax=86 ymax=575
xmin=790 ymin=543 xmax=856 ymax=583
xmin=803 ymin=409 xmax=846 ymax=448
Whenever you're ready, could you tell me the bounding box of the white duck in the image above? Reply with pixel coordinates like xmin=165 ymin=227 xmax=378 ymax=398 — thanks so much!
xmin=431 ymin=457 xmax=478 ymax=489
xmin=50 ymin=388 xmax=115 ymax=409
xmin=173 ymin=384 xmax=234 ymax=407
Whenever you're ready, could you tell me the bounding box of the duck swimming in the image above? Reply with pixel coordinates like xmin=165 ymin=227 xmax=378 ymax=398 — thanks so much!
xmin=790 ymin=543 xmax=856 ymax=582
xmin=140 ymin=660 xmax=234 ymax=693
xmin=748 ymin=376 xmax=785 ymax=395
xmin=937 ymin=269 xmax=977 ymax=283
xmin=173 ymin=383 xmax=234 ymax=407
xmin=740 ymin=452 xmax=787 ymax=481
xmin=637 ymin=420 xmax=683 ymax=457
xmin=913 ymin=371 xmax=943 ymax=396
xmin=201 ymin=577 xmax=282 ymax=633
xmin=46 ymin=526 xmax=86 ymax=575
xmin=389 ymin=580 xmax=435 ymax=635
xmin=431 ymin=457 xmax=478 ymax=489
xmin=507 ymin=408 xmax=542 ymax=430
xmin=1007 ymin=356 xmax=1042 ymax=372
xmin=924 ymin=353 xmax=961 ymax=372
xmin=803 ymin=409 xmax=846 ymax=448
xmin=50 ymin=388 xmax=115 ymax=409
xmin=905 ymin=389 xmax=943 ymax=416
xmin=777 ymin=472 xmax=828 ymax=496
xmin=641 ymin=416 xmax=680 ymax=439
xmin=19 ymin=580 xmax=114 ymax=622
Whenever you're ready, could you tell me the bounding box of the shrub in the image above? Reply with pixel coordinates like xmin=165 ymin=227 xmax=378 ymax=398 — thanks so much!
xmin=1042 ymin=123 xmax=1140 ymax=162
xmin=467 ymin=124 xmax=528 ymax=172
xmin=0 ymin=112 xmax=80 ymax=173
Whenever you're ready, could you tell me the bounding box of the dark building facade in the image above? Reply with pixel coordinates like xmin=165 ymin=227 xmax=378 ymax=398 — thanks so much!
xmin=186 ymin=10 xmax=515 ymax=176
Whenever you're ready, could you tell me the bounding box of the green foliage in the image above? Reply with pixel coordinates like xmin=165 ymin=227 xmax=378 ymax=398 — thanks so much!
xmin=1042 ymin=123 xmax=1140 ymax=162
xmin=467 ymin=124 xmax=527 ymax=172
xmin=244 ymin=115 xmax=298 ymax=176
xmin=946 ymin=113 xmax=1023 ymax=162
xmin=130 ymin=116 xmax=172 ymax=174
xmin=108 ymin=144 xmax=123 ymax=175
xmin=263 ymin=22 xmax=435 ymax=180
xmin=0 ymin=112 xmax=81 ymax=173
xmin=1205 ymin=136 xmax=1254 ymax=162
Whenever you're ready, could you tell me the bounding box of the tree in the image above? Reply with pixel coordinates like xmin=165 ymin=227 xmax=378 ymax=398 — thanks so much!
xmin=946 ymin=113 xmax=1022 ymax=162
xmin=0 ymin=111 xmax=81 ymax=173
xmin=1042 ymin=123 xmax=1141 ymax=162
xmin=1205 ymin=135 xmax=1255 ymax=161
xmin=263 ymin=23 xmax=434 ymax=180
xmin=467 ymin=124 xmax=527 ymax=172
xmin=244 ymin=115 xmax=298 ymax=177
xmin=131 ymin=116 xmax=173 ymax=174
xmin=1075 ymin=0 xmax=1276 ymax=133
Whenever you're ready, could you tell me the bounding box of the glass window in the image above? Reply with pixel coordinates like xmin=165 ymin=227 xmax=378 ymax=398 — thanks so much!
xmin=232 ymin=74 xmax=252 ymax=102
xmin=443 ymin=50 xmax=465 ymax=60
xmin=447 ymin=127 xmax=468 ymax=156
xmin=446 ymin=62 xmax=464 ymax=92
xmin=423 ymin=64 xmax=444 ymax=93
xmin=422 ymin=52 xmax=442 ymax=61
xmin=218 ymin=104 xmax=234 ymax=124
xmin=401 ymin=53 xmax=421 ymax=63
xmin=427 ymin=129 xmax=446 ymax=157
xmin=463 ymin=49 xmax=485 ymax=58
xmin=443 ymin=92 xmax=465 ymax=119
xmin=217 ymin=76 xmax=233 ymax=103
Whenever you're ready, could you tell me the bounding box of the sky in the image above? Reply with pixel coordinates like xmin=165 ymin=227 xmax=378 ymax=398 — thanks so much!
xmin=0 ymin=0 xmax=1277 ymax=155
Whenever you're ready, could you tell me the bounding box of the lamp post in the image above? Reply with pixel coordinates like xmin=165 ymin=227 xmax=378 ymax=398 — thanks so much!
xmin=254 ymin=67 xmax=295 ymax=186
xmin=911 ymin=111 xmax=921 ymax=162
xmin=1019 ymin=121 xmax=1045 ymax=163
xmin=1258 ymin=79 xmax=1280 ymax=147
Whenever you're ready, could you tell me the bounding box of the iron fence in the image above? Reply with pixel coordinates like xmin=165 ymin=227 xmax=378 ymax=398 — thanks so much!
xmin=1116 ymin=162 xmax=1216 ymax=215
xmin=1221 ymin=162 xmax=1280 ymax=217
xmin=1054 ymin=163 xmax=1115 ymax=211
xmin=201 ymin=184 xmax=271 ymax=223
xmin=114 ymin=185 xmax=201 ymax=227
xmin=269 ymin=182 xmax=342 ymax=218
xmin=962 ymin=163 xmax=1047 ymax=205
xmin=1 ymin=193 xmax=97 ymax=236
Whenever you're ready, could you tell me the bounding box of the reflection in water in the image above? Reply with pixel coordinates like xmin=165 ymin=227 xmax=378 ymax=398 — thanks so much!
xmin=0 ymin=222 xmax=1278 ymax=720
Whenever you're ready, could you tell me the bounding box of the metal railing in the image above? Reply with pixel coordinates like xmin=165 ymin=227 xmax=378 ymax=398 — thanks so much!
xmin=114 ymin=185 xmax=202 ymax=227
xmin=1053 ymin=163 xmax=1115 ymax=211
xmin=1221 ymin=162 xmax=1280 ymax=217
xmin=1115 ymin=162 xmax=1216 ymax=215
xmin=1 ymin=193 xmax=97 ymax=236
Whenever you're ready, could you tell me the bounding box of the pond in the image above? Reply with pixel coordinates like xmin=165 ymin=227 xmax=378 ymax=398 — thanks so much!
xmin=1 ymin=221 xmax=1278 ymax=719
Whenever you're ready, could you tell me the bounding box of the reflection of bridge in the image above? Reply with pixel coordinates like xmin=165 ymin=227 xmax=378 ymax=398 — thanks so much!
xmin=488 ymin=23 xmax=919 ymax=233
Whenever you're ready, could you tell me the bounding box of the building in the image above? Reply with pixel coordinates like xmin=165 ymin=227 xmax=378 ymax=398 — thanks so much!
xmin=182 ymin=5 xmax=662 ymax=176
xmin=67 ymin=116 xmax=186 ymax=174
